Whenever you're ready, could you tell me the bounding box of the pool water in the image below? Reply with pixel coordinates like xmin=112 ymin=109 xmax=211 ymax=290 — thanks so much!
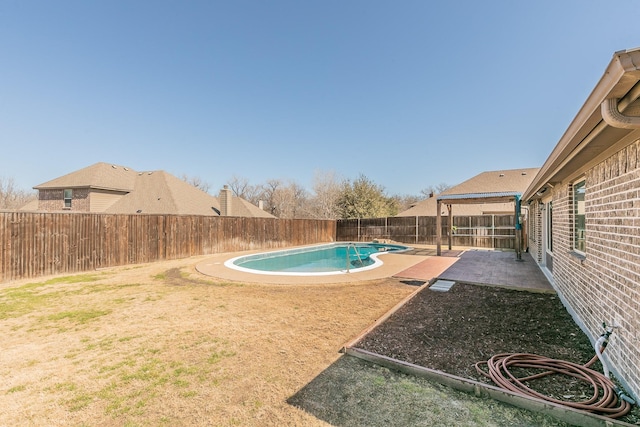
xmin=225 ymin=242 xmax=410 ymax=276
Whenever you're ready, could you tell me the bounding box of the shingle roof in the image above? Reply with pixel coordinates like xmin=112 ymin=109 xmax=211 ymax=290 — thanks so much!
xmin=396 ymin=168 xmax=539 ymax=217
xmin=438 ymin=168 xmax=540 ymax=195
xmin=229 ymin=197 xmax=276 ymax=218
xmin=33 ymin=163 xmax=275 ymax=218
xmin=104 ymin=170 xmax=221 ymax=215
xmin=34 ymin=162 xmax=137 ymax=191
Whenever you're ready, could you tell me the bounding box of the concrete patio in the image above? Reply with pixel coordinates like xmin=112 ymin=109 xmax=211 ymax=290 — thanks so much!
xmin=395 ymin=248 xmax=554 ymax=292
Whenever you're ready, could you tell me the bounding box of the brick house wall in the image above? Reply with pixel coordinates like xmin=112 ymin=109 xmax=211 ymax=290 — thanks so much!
xmin=527 ymin=202 xmax=543 ymax=263
xmin=38 ymin=188 xmax=90 ymax=212
xmin=546 ymin=138 xmax=640 ymax=398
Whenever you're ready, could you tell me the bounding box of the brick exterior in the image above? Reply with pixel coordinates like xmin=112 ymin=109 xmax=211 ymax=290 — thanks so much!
xmin=38 ymin=188 xmax=90 ymax=212
xmin=527 ymin=202 xmax=543 ymax=263
xmin=531 ymin=139 xmax=640 ymax=398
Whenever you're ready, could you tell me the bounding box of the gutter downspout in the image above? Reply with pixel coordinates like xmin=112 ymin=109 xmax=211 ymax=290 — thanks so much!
xmin=601 ymin=98 xmax=640 ymax=129
xmin=514 ymin=195 xmax=522 ymax=261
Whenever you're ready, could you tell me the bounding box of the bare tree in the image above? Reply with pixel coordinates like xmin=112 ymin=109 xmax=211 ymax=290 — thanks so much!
xmin=393 ymin=194 xmax=423 ymax=213
xmin=0 ymin=177 xmax=36 ymax=209
xmin=219 ymin=172 xmax=450 ymax=219
xmin=435 ymin=182 xmax=452 ymax=193
xmin=180 ymin=174 xmax=212 ymax=193
xmin=226 ymin=175 xmax=261 ymax=204
xmin=419 ymin=182 xmax=451 ymax=199
xmin=258 ymin=179 xmax=282 ymax=216
xmin=305 ymin=170 xmax=343 ymax=219
xmin=274 ymin=182 xmax=309 ymax=219
xmin=251 ymin=179 xmax=310 ymax=218
xmin=419 ymin=188 xmax=435 ymax=199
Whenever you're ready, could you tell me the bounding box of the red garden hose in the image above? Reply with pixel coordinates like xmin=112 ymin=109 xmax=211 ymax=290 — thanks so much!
xmin=475 ymin=329 xmax=635 ymax=419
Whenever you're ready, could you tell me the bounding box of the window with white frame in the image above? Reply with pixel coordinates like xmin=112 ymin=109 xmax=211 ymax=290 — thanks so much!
xmin=573 ymin=180 xmax=585 ymax=253
xmin=546 ymin=201 xmax=553 ymax=253
xmin=64 ymin=189 xmax=72 ymax=208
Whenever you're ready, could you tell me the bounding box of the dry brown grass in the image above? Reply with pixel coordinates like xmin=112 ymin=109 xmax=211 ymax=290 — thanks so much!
xmin=0 ymin=256 xmax=415 ymax=426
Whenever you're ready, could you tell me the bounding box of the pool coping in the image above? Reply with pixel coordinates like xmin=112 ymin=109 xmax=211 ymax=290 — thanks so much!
xmin=195 ymin=245 xmax=433 ymax=285
xmin=223 ymin=242 xmax=411 ymax=277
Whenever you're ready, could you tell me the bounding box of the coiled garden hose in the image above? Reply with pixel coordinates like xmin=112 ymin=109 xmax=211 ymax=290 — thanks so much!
xmin=475 ymin=326 xmax=635 ymax=419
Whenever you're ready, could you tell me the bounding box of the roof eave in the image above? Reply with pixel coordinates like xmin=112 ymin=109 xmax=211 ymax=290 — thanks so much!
xmin=437 ymin=192 xmax=521 ymax=204
xmin=34 ymin=185 xmax=132 ymax=192
xmin=524 ymin=48 xmax=640 ymax=201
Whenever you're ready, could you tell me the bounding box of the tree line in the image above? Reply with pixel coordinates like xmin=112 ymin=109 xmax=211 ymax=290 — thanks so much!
xmin=0 ymin=177 xmax=36 ymax=210
xmin=222 ymin=172 xmax=450 ymax=219
xmin=1 ymin=174 xmax=450 ymax=219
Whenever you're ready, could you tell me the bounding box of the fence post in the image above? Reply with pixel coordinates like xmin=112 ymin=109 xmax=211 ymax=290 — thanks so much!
xmin=385 ymin=216 xmax=388 ymax=241
xmin=492 ymin=215 xmax=495 ymax=249
xmin=415 ymin=216 xmax=418 ymax=244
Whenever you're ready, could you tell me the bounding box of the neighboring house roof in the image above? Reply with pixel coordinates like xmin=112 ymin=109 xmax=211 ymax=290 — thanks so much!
xmin=229 ymin=197 xmax=275 ymax=218
xmin=104 ymin=170 xmax=221 ymax=215
xmin=396 ymin=168 xmax=540 ymax=217
xmin=524 ymin=48 xmax=640 ymax=202
xmin=34 ymin=162 xmax=137 ymax=192
xmin=31 ymin=162 xmax=275 ymax=218
xmin=18 ymin=199 xmax=39 ymax=211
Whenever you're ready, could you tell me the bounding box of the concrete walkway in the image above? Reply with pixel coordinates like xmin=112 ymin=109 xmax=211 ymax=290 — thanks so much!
xmin=392 ymin=256 xmax=459 ymax=283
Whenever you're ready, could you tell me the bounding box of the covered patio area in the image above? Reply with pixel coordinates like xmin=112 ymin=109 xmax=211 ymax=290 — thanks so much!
xmin=436 ymin=192 xmax=524 ymax=258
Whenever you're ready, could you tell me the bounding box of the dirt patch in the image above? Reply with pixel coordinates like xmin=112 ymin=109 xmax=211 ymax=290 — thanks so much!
xmin=354 ymin=282 xmax=640 ymax=425
xmin=0 ymin=257 xmax=415 ymax=426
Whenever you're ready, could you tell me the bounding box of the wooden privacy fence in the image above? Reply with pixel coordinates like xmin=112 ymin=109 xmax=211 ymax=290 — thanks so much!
xmin=0 ymin=212 xmax=336 ymax=283
xmin=336 ymin=215 xmax=517 ymax=249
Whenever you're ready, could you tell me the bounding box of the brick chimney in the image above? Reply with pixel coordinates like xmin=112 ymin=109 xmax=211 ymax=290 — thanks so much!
xmin=219 ymin=185 xmax=232 ymax=216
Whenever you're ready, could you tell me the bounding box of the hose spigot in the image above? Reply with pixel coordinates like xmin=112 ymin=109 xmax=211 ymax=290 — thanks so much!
xmin=601 ymin=322 xmax=614 ymax=340
xmin=614 ymin=385 xmax=637 ymax=406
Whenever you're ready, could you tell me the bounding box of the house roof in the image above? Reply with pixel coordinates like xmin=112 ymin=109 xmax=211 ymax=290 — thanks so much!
xmin=524 ymin=48 xmax=640 ymax=202
xmin=104 ymin=170 xmax=221 ymax=215
xmin=33 ymin=162 xmax=275 ymax=218
xmin=34 ymin=162 xmax=137 ymax=192
xmin=226 ymin=197 xmax=276 ymax=218
xmin=17 ymin=199 xmax=39 ymax=211
xmin=396 ymin=168 xmax=539 ymax=217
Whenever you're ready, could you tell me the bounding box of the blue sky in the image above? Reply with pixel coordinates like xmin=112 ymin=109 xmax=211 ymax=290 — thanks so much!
xmin=1 ymin=1 xmax=639 ymax=196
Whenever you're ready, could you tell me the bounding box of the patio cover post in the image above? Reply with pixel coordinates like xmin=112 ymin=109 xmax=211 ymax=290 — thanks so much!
xmin=447 ymin=204 xmax=453 ymax=250
xmin=436 ymin=199 xmax=442 ymax=256
xmin=515 ymin=195 xmax=522 ymax=260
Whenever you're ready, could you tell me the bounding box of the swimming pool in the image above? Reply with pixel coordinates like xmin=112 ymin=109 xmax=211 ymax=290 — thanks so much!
xmin=224 ymin=242 xmax=410 ymax=276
